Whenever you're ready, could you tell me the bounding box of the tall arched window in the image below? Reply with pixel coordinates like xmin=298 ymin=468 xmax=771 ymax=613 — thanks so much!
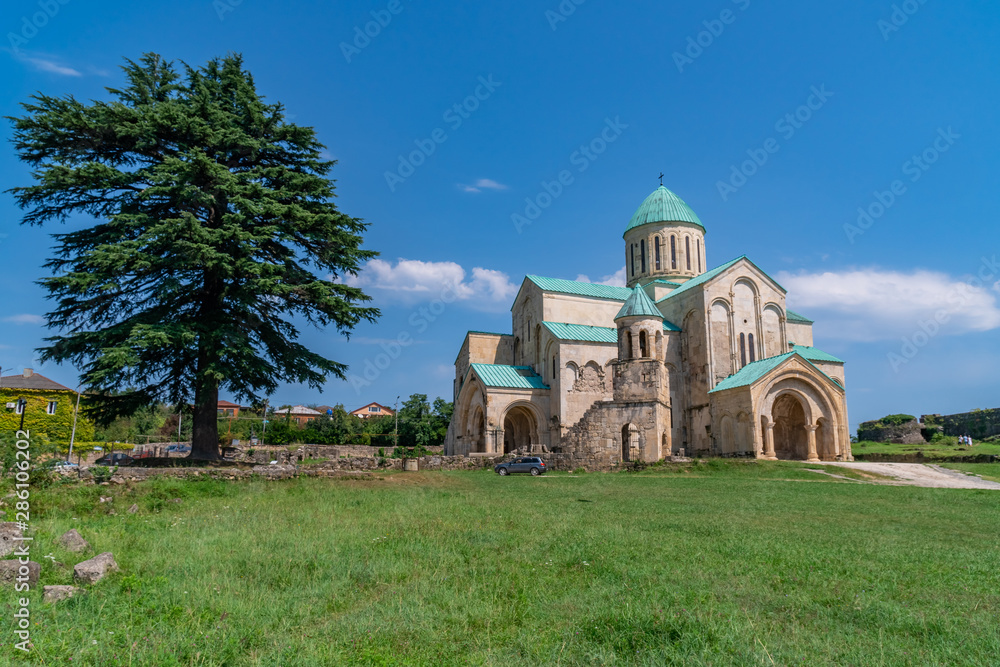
xmin=640 ymin=240 xmax=646 ymax=273
xmin=686 ymin=237 xmax=692 ymax=271
xmin=696 ymin=239 xmax=702 ymax=273
xmin=626 ymin=331 xmax=633 ymax=359
xmin=630 ymin=244 xmax=636 ymax=277
xmin=655 ymin=237 xmax=661 ymax=270
xmin=552 ymin=357 xmax=556 ymax=379
xmin=748 ymin=334 xmax=756 ymax=363
xmin=639 ymin=331 xmax=648 ymax=357
xmin=670 ymin=236 xmax=677 ymax=269
xmin=739 ymin=333 xmax=747 ymax=368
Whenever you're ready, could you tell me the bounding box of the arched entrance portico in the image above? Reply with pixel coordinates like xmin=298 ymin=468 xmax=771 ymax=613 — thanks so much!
xmin=772 ymin=393 xmax=807 ymax=460
xmin=468 ymin=405 xmax=486 ymax=453
xmin=503 ymin=405 xmax=539 ymax=453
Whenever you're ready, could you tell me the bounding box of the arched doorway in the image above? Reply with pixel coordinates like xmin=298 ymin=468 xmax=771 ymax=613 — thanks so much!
xmin=503 ymin=405 xmax=538 ymax=453
xmin=772 ymin=394 xmax=807 ymax=460
xmin=468 ymin=406 xmax=487 ymax=453
xmin=621 ymin=423 xmax=639 ymax=462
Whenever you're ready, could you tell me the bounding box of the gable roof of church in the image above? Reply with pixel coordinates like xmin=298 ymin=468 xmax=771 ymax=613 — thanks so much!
xmin=469 ymin=364 xmax=549 ymax=390
xmin=792 ymin=345 xmax=844 ymax=364
xmin=543 ymin=320 xmax=680 ymax=344
xmin=524 ymin=275 xmax=633 ymax=302
xmin=786 ymin=310 xmax=814 ymax=324
xmin=655 ymin=256 xmax=786 ymax=304
xmin=615 ymin=286 xmax=663 ymax=320
xmin=625 ymin=185 xmax=705 ymax=235
xmin=709 ymin=351 xmax=842 ymax=394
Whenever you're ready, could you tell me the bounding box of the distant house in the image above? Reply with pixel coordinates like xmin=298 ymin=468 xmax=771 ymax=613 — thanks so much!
xmin=273 ymin=405 xmax=321 ymax=427
xmin=217 ymin=400 xmax=241 ymax=417
xmin=351 ymin=402 xmax=394 ymax=419
xmin=0 ymin=369 xmax=93 ymax=443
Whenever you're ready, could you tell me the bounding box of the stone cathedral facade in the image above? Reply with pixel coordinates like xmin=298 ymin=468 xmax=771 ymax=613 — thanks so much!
xmin=444 ymin=185 xmax=851 ymax=467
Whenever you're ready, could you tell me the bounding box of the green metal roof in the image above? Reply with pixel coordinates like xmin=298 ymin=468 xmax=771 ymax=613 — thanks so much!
xmin=792 ymin=345 xmax=844 ymax=364
xmin=543 ymin=320 xmax=681 ymax=343
xmin=525 ymin=275 xmax=633 ymax=302
xmin=709 ymin=352 xmax=840 ymax=394
xmin=786 ymin=310 xmax=814 ymax=324
xmin=469 ymin=364 xmax=549 ymax=390
xmin=615 ymin=286 xmax=663 ymax=320
xmin=543 ymin=322 xmax=618 ymax=344
xmin=649 ymin=279 xmax=682 ymax=287
xmin=625 ymin=186 xmax=705 ymax=235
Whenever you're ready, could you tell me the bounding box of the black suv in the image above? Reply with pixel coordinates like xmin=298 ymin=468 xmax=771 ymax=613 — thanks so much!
xmin=495 ymin=457 xmax=547 ymax=476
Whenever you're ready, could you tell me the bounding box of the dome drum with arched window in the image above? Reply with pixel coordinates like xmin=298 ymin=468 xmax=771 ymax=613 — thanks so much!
xmin=624 ymin=185 xmax=706 ymax=287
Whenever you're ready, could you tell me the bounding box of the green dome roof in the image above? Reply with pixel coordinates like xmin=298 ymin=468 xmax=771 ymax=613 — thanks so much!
xmin=625 ymin=186 xmax=704 ymax=236
xmin=615 ymin=286 xmax=663 ymax=321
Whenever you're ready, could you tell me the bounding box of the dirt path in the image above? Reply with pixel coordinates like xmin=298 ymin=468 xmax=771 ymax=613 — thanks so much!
xmin=821 ymin=462 xmax=1000 ymax=490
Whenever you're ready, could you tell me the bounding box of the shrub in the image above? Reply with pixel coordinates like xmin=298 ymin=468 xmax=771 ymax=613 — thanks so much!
xmin=91 ymin=465 xmax=115 ymax=484
xmin=878 ymin=414 xmax=917 ymax=426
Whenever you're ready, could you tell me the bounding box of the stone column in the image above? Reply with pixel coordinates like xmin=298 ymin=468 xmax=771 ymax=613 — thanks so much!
xmin=805 ymin=424 xmax=820 ymax=463
xmin=762 ymin=421 xmax=777 ymax=460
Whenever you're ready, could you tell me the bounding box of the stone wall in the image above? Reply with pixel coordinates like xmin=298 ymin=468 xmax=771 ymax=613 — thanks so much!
xmin=856 ymin=418 xmax=925 ymax=444
xmin=925 ymin=409 xmax=1000 ymax=439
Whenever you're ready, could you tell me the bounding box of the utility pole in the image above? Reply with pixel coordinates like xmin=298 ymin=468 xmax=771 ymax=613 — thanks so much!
xmin=17 ymin=398 xmax=27 ymax=431
xmin=394 ymin=395 xmax=400 ymax=448
xmin=67 ymin=387 xmax=82 ymax=462
xmin=261 ymin=398 xmax=269 ymax=446
xmin=177 ymin=406 xmax=182 ymax=445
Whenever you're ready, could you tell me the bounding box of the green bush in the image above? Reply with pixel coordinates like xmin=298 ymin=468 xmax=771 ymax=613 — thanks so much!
xmin=91 ymin=465 xmax=114 ymax=484
xmin=878 ymin=414 xmax=917 ymax=426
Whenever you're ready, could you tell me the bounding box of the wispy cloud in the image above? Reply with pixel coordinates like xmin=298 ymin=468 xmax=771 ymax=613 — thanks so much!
xmin=458 ymin=178 xmax=508 ymax=193
xmin=575 ymin=267 xmax=627 ymax=287
xmin=778 ymin=267 xmax=1000 ymax=341
xmin=341 ymin=259 xmax=517 ymax=309
xmin=2 ymin=314 xmax=45 ymax=325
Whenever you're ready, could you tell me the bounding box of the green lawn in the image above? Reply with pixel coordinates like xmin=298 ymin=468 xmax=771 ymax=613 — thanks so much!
xmin=936 ymin=462 xmax=1000 ymax=484
xmin=4 ymin=462 xmax=999 ymax=665
xmin=853 ymin=438 xmax=1000 ymax=459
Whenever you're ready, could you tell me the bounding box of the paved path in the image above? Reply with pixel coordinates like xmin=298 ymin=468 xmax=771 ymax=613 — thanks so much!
xmin=821 ymin=462 xmax=1000 ymax=490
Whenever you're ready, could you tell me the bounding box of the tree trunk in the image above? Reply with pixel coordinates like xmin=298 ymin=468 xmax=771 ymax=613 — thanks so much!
xmin=191 ymin=380 xmax=221 ymax=460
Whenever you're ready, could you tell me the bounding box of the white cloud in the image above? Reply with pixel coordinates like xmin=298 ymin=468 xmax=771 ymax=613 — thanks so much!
xmin=777 ymin=268 xmax=1000 ymax=341
xmin=458 ymin=178 xmax=508 ymax=193
xmin=575 ymin=267 xmax=627 ymax=287
xmin=343 ymin=259 xmax=517 ymax=308
xmin=12 ymin=52 xmax=82 ymax=76
xmin=2 ymin=314 xmax=45 ymax=325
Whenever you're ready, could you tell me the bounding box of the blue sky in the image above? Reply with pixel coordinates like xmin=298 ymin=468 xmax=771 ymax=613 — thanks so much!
xmin=1 ymin=0 xmax=998 ymax=431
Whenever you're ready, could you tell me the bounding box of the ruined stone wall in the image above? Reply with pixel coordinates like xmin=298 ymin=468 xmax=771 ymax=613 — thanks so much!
xmin=856 ymin=419 xmax=924 ymax=444
xmin=926 ymin=409 xmax=1000 ymax=439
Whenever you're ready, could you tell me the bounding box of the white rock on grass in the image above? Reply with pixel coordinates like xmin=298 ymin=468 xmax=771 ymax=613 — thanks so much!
xmin=58 ymin=529 xmax=90 ymax=553
xmin=73 ymin=552 xmax=119 ymax=585
xmin=0 ymin=523 xmax=22 ymax=557
xmin=0 ymin=560 xmax=40 ymax=588
xmin=43 ymin=585 xmax=81 ymax=603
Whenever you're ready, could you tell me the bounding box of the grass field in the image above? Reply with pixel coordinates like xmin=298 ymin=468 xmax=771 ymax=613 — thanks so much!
xmin=853 ymin=438 xmax=1000 ymax=459
xmin=3 ymin=461 xmax=999 ymax=665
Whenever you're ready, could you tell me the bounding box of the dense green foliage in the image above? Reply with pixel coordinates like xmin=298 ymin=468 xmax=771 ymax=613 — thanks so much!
xmin=853 ymin=438 xmax=1000 ymax=460
xmin=868 ymin=414 xmax=917 ymax=427
xmin=3 ymin=463 xmax=998 ymax=665
xmin=7 ymin=52 xmax=378 ymax=458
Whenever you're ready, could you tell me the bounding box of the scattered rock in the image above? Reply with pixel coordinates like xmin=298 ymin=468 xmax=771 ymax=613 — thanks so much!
xmin=168 ymin=498 xmax=182 ymax=504
xmin=99 ymin=496 xmax=113 ymax=503
xmin=108 ymin=510 xmax=117 ymax=516
xmin=0 ymin=523 xmax=23 ymax=557
xmin=58 ymin=529 xmax=90 ymax=553
xmin=127 ymin=504 xmax=138 ymax=514
xmin=43 ymin=585 xmax=81 ymax=603
xmin=73 ymin=552 xmax=119 ymax=585
xmin=0 ymin=560 xmax=40 ymax=588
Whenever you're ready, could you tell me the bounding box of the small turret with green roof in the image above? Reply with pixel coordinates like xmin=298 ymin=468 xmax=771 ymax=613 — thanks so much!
xmin=615 ymin=286 xmax=663 ymax=321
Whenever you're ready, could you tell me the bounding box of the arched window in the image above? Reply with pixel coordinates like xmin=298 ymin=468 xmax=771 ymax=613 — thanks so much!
xmin=552 ymin=356 xmax=556 ymax=379
xmin=670 ymin=236 xmax=677 ymax=269
xmin=630 ymin=244 xmax=636 ymax=277
xmin=748 ymin=334 xmax=756 ymax=363
xmin=696 ymin=239 xmax=702 ymax=273
xmin=655 ymin=237 xmax=661 ymax=270
xmin=626 ymin=331 xmax=633 ymax=359
xmin=739 ymin=333 xmax=747 ymax=368
xmin=640 ymin=240 xmax=646 ymax=273
xmin=639 ymin=331 xmax=648 ymax=357
xmin=686 ymin=237 xmax=692 ymax=271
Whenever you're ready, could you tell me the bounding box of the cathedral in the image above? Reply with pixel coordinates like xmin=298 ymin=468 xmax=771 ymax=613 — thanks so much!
xmin=444 ymin=185 xmax=851 ymax=466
